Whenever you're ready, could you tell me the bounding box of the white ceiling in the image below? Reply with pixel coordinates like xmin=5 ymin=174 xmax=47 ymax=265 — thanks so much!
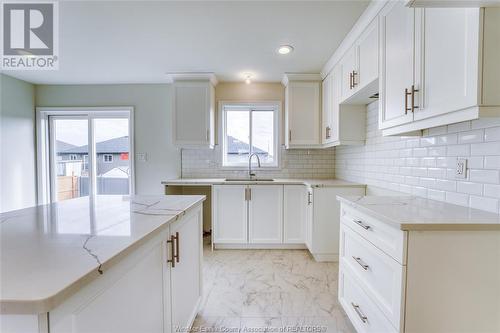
xmin=5 ymin=1 xmax=369 ymax=84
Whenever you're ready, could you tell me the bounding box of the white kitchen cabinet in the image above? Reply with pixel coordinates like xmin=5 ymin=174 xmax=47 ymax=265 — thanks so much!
xmin=339 ymin=19 xmax=379 ymax=105
xmin=339 ymin=46 xmax=358 ymax=102
xmin=321 ymin=69 xmax=366 ymax=148
xmin=170 ymin=211 xmax=203 ymax=332
xmin=283 ymin=74 xmax=322 ymax=149
xmin=172 ymin=80 xmax=215 ymax=148
xmin=47 ymin=205 xmax=203 ymax=333
xmin=379 ymin=1 xmax=416 ymax=130
xmin=339 ymin=202 xmax=500 ymax=333
xmin=248 ymin=185 xmax=283 ymax=244
xmin=321 ymin=74 xmax=334 ymax=145
xmin=212 ymin=185 xmax=247 ymax=244
xmin=283 ymin=185 xmax=308 ymax=243
xmin=308 ymin=186 xmax=365 ymax=262
xmin=379 ymin=5 xmax=500 ymax=135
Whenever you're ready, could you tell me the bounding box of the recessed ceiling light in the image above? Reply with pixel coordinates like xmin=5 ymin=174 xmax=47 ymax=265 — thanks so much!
xmin=244 ymin=73 xmax=252 ymax=84
xmin=278 ymin=45 xmax=294 ymax=55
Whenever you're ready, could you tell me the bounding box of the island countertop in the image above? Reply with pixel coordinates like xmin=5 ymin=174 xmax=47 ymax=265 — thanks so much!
xmin=337 ymin=195 xmax=500 ymax=231
xmin=162 ymin=178 xmax=366 ymax=188
xmin=0 ymin=195 xmax=205 ymax=314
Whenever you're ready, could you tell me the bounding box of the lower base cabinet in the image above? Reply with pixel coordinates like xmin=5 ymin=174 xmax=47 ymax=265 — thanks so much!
xmin=308 ymin=186 xmax=366 ymax=262
xmin=4 ymin=205 xmax=204 ymax=333
xmin=339 ymin=203 xmax=500 ymax=333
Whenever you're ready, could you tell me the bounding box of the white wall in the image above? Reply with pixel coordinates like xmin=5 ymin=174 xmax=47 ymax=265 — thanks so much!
xmin=336 ymin=101 xmax=500 ymax=214
xmin=35 ymin=84 xmax=180 ymax=194
xmin=0 ymin=74 xmax=37 ymax=213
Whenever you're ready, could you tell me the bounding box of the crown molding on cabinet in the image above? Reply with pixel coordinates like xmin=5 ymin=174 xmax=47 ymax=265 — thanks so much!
xmin=405 ymin=0 xmax=500 ymax=7
xmin=281 ymin=73 xmax=322 ymax=87
xmin=166 ymin=72 xmax=218 ymax=86
xmin=321 ymin=0 xmax=388 ymax=79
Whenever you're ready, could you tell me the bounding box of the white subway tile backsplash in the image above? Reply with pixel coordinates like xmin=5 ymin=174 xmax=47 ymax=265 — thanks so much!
xmin=484 ymin=127 xmax=500 ymax=142
xmin=470 ymin=195 xmax=499 ymax=213
xmin=469 ymin=169 xmax=500 ymax=184
xmin=484 ymin=184 xmax=500 ymax=199
xmin=335 ymin=101 xmax=500 ymax=214
xmin=457 ymin=181 xmax=483 ymax=195
xmin=484 ymin=156 xmax=500 ymax=169
xmin=458 ymin=129 xmax=484 ymax=144
xmin=471 ymin=142 xmax=500 ymax=156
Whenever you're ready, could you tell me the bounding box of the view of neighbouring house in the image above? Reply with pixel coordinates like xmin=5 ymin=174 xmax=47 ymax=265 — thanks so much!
xmin=56 ymin=136 xmax=130 ymax=200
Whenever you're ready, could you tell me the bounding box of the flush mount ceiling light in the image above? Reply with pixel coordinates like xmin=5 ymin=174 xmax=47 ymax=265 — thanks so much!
xmin=244 ymin=73 xmax=252 ymax=84
xmin=277 ymin=45 xmax=294 ymax=55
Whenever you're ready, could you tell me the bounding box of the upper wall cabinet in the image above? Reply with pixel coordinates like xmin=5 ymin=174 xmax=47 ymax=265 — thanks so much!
xmin=283 ymin=74 xmax=322 ymax=149
xmin=322 ymin=68 xmax=366 ymax=147
xmin=339 ymin=19 xmax=379 ymax=104
xmin=379 ymin=3 xmax=500 ymax=135
xmin=172 ymin=79 xmax=216 ymax=148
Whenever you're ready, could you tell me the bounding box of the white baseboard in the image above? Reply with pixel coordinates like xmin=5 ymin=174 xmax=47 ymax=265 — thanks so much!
xmin=213 ymin=243 xmax=307 ymax=250
xmin=312 ymin=253 xmax=339 ymax=262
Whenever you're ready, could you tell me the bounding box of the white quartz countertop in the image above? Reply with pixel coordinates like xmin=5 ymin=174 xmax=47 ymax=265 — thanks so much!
xmin=162 ymin=178 xmax=366 ymax=188
xmin=337 ymin=195 xmax=500 ymax=231
xmin=0 ymin=195 xmax=205 ymax=314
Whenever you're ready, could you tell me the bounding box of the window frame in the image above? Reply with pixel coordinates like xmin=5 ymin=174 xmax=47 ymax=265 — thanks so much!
xmin=219 ymin=101 xmax=281 ymax=170
xmin=103 ymin=154 xmax=114 ymax=163
xmin=36 ymin=107 xmax=134 ymax=205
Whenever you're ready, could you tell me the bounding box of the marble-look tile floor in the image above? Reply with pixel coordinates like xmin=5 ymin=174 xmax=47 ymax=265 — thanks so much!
xmin=192 ymin=245 xmax=355 ymax=333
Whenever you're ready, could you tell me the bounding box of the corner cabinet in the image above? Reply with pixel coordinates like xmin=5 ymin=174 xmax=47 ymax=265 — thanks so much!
xmin=172 ymin=80 xmax=215 ymax=148
xmin=283 ymin=74 xmax=322 ymax=149
xmin=379 ymin=4 xmax=500 ymax=135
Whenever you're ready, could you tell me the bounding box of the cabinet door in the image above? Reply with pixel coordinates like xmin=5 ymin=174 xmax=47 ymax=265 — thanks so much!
xmin=414 ymin=8 xmax=480 ymax=121
xmin=50 ymin=239 xmax=166 ymax=333
xmin=170 ymin=209 xmax=202 ymax=332
xmin=358 ymin=19 xmax=379 ymax=89
xmin=379 ymin=2 xmax=415 ymax=129
xmin=339 ymin=46 xmax=358 ymax=101
xmin=172 ymin=81 xmax=214 ymax=147
xmin=248 ymin=185 xmax=283 ymax=244
xmin=287 ymin=82 xmax=321 ymax=147
xmin=212 ymin=185 xmax=247 ymax=243
xmin=331 ymin=68 xmax=341 ymax=143
xmin=283 ymin=185 xmax=307 ymax=244
xmin=322 ymin=75 xmax=334 ymax=145
xmin=311 ymin=187 xmax=365 ymax=259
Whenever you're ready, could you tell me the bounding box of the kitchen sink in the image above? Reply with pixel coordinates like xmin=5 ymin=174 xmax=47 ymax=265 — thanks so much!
xmin=224 ymin=178 xmax=275 ymax=182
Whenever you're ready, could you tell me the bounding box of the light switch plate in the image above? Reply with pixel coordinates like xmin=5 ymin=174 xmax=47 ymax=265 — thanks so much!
xmin=136 ymin=153 xmax=147 ymax=162
xmin=455 ymin=158 xmax=467 ymax=179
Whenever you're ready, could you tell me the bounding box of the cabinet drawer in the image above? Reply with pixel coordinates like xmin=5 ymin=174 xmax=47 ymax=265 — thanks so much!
xmin=340 ymin=224 xmax=405 ymax=330
xmin=341 ymin=204 xmax=406 ymax=264
xmin=339 ymin=266 xmax=398 ymax=333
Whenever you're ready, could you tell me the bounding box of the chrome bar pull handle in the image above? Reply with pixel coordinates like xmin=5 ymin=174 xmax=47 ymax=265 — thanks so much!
xmin=353 ymin=219 xmax=371 ymax=230
xmin=307 ymin=192 xmax=312 ymax=205
xmin=352 ymin=71 xmax=358 ymax=87
xmin=349 ymin=72 xmax=353 ymax=89
xmin=352 ymin=256 xmax=369 ymax=270
xmin=351 ymin=303 xmax=368 ymax=323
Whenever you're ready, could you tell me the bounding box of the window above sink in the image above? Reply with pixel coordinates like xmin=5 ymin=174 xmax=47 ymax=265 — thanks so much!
xmin=220 ymin=102 xmax=280 ymax=168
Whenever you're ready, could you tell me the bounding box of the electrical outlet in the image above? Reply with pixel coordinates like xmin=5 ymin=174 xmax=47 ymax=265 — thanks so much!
xmin=455 ymin=158 xmax=467 ymax=179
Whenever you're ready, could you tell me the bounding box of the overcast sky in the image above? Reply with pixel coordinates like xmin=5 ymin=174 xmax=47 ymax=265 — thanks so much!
xmin=55 ymin=119 xmax=129 ymax=147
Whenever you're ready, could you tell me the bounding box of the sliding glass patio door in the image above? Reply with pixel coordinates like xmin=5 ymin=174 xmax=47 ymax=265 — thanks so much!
xmin=38 ymin=108 xmax=134 ymax=203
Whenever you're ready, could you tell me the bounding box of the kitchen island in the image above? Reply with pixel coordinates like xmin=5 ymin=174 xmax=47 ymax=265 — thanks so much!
xmin=1 ymin=194 xmax=205 ymax=333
